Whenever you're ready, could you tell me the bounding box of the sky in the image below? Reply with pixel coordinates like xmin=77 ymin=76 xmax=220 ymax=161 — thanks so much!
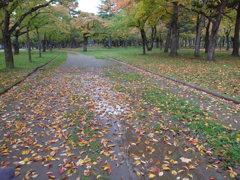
xmin=78 ymin=0 xmax=101 ymax=14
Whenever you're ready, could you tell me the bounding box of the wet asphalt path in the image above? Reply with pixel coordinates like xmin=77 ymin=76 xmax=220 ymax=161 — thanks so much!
xmin=0 ymin=53 xmax=233 ymax=179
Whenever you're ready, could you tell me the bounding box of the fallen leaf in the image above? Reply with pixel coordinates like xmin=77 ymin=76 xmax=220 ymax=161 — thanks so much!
xmin=180 ymin=157 xmax=191 ymax=163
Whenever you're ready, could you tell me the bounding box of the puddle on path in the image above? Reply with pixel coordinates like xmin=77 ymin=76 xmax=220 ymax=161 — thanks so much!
xmin=76 ymin=71 xmax=229 ymax=180
xmin=79 ymin=73 xmax=137 ymax=179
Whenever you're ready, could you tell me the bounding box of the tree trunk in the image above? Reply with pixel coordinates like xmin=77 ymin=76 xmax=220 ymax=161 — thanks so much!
xmin=222 ymin=37 xmax=225 ymax=48
xmin=3 ymin=32 xmax=14 ymax=68
xmin=50 ymin=41 xmax=53 ymax=52
xmin=2 ymin=12 xmax=14 ymax=68
xmin=124 ymin=41 xmax=128 ymax=47
xmin=205 ymin=19 xmax=211 ymax=53
xmin=177 ymin=32 xmax=180 ymax=49
xmin=36 ymin=27 xmax=42 ymax=58
xmin=207 ymin=0 xmax=228 ymax=61
xmin=226 ymin=30 xmax=230 ymax=51
xmin=159 ymin=33 xmax=163 ymax=50
xmin=232 ymin=2 xmax=240 ymax=56
xmin=164 ymin=26 xmax=171 ymax=53
xmin=184 ymin=39 xmax=187 ymax=47
xmin=207 ymin=23 xmax=220 ymax=61
xmin=169 ymin=2 xmax=179 ymax=57
xmin=13 ymin=30 xmax=20 ymax=55
xmin=194 ymin=15 xmax=204 ymax=57
xmin=156 ymin=36 xmax=160 ymax=48
xmin=26 ymin=28 xmax=32 ymax=63
xmin=108 ymin=35 xmax=112 ymax=48
xmin=48 ymin=36 xmax=52 ymax=52
xmin=83 ymin=35 xmax=88 ymax=52
xmin=140 ymin=29 xmax=146 ymax=55
xmin=43 ymin=32 xmax=46 ymax=52
xmin=146 ymin=26 xmax=156 ymax=51
xmin=207 ymin=36 xmax=216 ymax=60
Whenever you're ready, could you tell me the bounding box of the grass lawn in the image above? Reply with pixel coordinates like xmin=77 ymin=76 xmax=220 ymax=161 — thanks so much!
xmin=80 ymin=47 xmax=240 ymax=99
xmin=106 ymin=69 xmax=240 ymax=170
xmin=0 ymin=50 xmax=66 ymax=90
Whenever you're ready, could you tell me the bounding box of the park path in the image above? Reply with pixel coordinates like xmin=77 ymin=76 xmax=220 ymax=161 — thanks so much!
xmin=0 ymin=53 xmax=237 ymax=179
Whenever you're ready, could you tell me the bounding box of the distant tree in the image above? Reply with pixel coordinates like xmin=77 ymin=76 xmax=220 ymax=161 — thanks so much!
xmin=183 ymin=0 xmax=230 ymax=60
xmin=98 ymin=0 xmax=118 ymax=47
xmin=73 ymin=12 xmax=103 ymax=51
xmin=98 ymin=0 xmax=116 ymax=19
xmin=125 ymin=0 xmax=166 ymax=54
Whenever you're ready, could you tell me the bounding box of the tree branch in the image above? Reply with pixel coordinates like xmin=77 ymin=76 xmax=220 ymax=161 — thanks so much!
xmin=223 ymin=13 xmax=234 ymax=23
xmin=0 ymin=0 xmax=14 ymax=9
xmin=178 ymin=4 xmax=212 ymax=21
xmin=14 ymin=11 xmax=41 ymax=36
xmin=9 ymin=0 xmax=55 ymax=33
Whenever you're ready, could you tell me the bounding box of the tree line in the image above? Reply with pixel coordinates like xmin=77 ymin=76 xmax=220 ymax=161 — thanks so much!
xmin=98 ymin=0 xmax=239 ymax=61
xmin=0 ymin=0 xmax=80 ymax=68
xmin=0 ymin=0 xmax=239 ymax=69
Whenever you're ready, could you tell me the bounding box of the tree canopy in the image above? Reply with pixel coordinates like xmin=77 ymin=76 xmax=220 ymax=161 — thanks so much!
xmin=0 ymin=0 xmax=239 ymax=68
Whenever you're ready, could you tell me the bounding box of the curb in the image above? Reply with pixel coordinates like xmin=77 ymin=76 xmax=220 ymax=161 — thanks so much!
xmin=0 ymin=55 xmax=59 ymax=96
xmin=104 ymin=55 xmax=240 ymax=105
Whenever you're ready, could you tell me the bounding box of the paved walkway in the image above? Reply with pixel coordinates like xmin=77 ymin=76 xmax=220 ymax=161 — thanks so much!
xmin=0 ymin=53 xmax=236 ymax=179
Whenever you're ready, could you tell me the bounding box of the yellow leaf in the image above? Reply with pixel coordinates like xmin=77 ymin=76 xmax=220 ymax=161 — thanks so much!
xmin=162 ymin=164 xmax=170 ymax=171
xmin=188 ymin=173 xmax=193 ymax=178
xmin=178 ymin=169 xmax=184 ymax=173
xmin=134 ymin=160 xmax=141 ymax=165
xmin=170 ymin=159 xmax=178 ymax=164
xmin=164 ymin=156 xmax=170 ymax=160
xmin=22 ymin=150 xmax=31 ymax=155
xmin=146 ymin=146 xmax=156 ymax=153
xmin=103 ymin=151 xmax=110 ymax=156
xmin=148 ymin=173 xmax=156 ymax=178
xmin=102 ymin=163 xmax=111 ymax=171
xmin=32 ymin=153 xmax=37 ymax=157
xmin=171 ymin=170 xmax=177 ymax=175
xmin=229 ymin=170 xmax=237 ymax=178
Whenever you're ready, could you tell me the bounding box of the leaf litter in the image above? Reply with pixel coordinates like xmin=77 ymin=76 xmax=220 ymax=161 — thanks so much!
xmin=0 ymin=54 xmax=239 ymax=179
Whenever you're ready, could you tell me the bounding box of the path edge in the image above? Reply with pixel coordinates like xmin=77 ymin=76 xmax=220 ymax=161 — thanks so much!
xmin=0 ymin=55 xmax=59 ymax=96
xmin=103 ymin=55 xmax=240 ymax=104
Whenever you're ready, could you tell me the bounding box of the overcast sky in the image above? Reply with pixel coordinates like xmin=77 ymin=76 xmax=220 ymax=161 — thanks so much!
xmin=78 ymin=0 xmax=101 ymax=14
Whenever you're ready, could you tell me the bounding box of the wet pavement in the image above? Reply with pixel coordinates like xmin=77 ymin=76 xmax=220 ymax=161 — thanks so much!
xmin=0 ymin=53 xmax=237 ymax=179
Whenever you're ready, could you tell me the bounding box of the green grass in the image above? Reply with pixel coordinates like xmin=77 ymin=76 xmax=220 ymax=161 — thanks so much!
xmin=143 ymin=87 xmax=239 ymax=167
xmin=190 ymin=120 xmax=240 ymax=168
xmin=45 ymin=52 xmax=67 ymax=70
xmin=76 ymin=47 xmax=240 ymax=98
xmin=0 ymin=50 xmax=66 ymax=90
xmin=153 ymin=124 xmax=161 ymax=131
xmin=105 ymin=71 xmax=143 ymax=82
xmin=107 ymin=70 xmax=240 ymax=168
xmin=141 ymin=87 xmax=207 ymax=121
